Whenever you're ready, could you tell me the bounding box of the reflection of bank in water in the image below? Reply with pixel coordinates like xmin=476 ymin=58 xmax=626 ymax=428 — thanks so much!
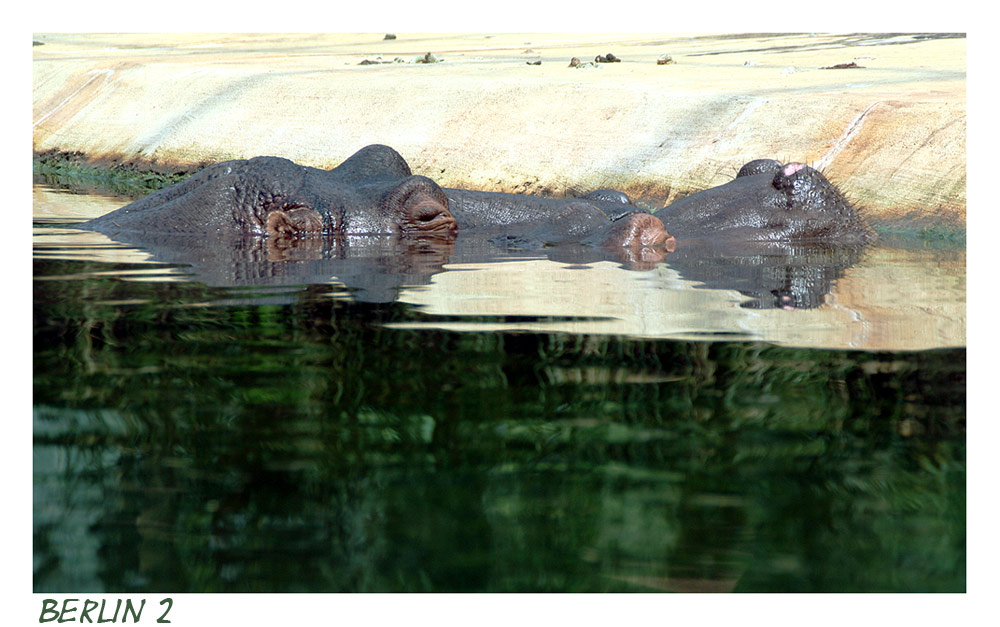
xmin=391 ymin=246 xmax=965 ymax=352
xmin=34 ymin=184 xmax=964 ymax=352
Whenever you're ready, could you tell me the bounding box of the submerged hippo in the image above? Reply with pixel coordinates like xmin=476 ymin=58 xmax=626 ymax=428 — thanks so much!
xmin=81 ymin=145 xmax=457 ymax=239
xmin=643 ymin=158 xmax=873 ymax=309
xmin=443 ymin=186 xmax=673 ymax=250
xmin=654 ymin=159 xmax=874 ymax=244
xmin=80 ymin=144 xmax=673 ymax=253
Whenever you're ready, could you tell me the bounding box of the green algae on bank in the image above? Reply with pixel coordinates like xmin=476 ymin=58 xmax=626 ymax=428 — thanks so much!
xmin=33 ymin=150 xmax=199 ymax=197
xmin=872 ymin=225 xmax=966 ymax=247
xmin=33 ymin=152 xmax=965 ymax=246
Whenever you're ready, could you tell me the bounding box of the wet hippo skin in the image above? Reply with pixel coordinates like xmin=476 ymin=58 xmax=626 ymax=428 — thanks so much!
xmin=654 ymin=159 xmax=874 ymax=244
xmin=70 ymin=147 xmax=875 ymax=307
xmin=646 ymin=159 xmax=874 ymax=309
xmin=79 ymin=145 xmax=873 ymax=287
xmin=80 ymin=144 xmax=675 ymax=253
xmin=80 ymin=145 xmax=457 ymax=239
xmin=442 ymin=187 xmax=674 ymax=252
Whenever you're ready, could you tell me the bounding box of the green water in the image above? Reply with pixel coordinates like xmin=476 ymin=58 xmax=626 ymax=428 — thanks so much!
xmin=33 ymin=258 xmax=965 ymax=592
xmin=32 ymin=171 xmax=965 ymax=593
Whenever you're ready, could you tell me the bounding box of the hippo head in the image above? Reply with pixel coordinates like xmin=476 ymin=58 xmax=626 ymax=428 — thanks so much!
xmin=260 ymin=174 xmax=457 ymax=239
xmin=499 ymin=204 xmax=676 ymax=270
xmin=760 ymin=162 xmax=873 ymax=243
xmin=587 ymin=211 xmax=677 ymax=269
xmin=656 ymin=160 xmax=874 ymax=244
xmin=259 ymin=145 xmax=457 ymax=239
xmin=81 ymin=145 xmax=458 ymax=240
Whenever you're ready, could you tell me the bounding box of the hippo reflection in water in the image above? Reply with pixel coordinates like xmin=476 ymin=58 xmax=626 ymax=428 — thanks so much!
xmin=79 ymin=144 xmax=874 ymax=307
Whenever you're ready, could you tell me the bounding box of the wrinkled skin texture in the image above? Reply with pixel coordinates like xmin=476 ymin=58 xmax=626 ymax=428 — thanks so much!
xmin=80 ymin=145 xmax=674 ymax=254
xmin=646 ymin=158 xmax=873 ymax=309
xmin=81 ymin=145 xmax=457 ymax=239
xmin=76 ymin=148 xmax=873 ymax=306
xmin=654 ymin=160 xmax=874 ymax=244
xmin=69 ymin=149 xmax=876 ymax=308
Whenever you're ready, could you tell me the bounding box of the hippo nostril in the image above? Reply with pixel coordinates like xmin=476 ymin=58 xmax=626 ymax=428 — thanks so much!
xmin=428 ymin=213 xmax=458 ymax=232
xmin=649 ymin=230 xmax=677 ymax=251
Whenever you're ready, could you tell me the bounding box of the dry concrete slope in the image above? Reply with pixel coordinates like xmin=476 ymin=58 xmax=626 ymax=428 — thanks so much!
xmin=32 ymin=32 xmax=966 ymax=228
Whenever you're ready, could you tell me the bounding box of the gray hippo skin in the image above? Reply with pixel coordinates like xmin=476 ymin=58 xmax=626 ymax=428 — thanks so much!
xmin=80 ymin=144 xmax=674 ymax=252
xmin=80 ymin=145 xmax=458 ymax=239
xmin=651 ymin=159 xmax=873 ymax=309
xmin=654 ymin=159 xmax=874 ymax=244
xmin=443 ymin=187 xmax=675 ymax=251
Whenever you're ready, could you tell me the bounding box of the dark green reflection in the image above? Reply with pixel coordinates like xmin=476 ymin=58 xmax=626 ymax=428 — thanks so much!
xmin=33 ymin=258 xmax=965 ymax=592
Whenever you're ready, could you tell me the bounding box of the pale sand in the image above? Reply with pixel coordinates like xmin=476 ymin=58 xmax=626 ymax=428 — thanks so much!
xmin=33 ymin=33 xmax=966 ymax=226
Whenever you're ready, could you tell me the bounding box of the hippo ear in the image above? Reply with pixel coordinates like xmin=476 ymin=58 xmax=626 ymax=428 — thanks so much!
xmin=737 ymin=159 xmax=783 ymax=178
xmin=333 ymin=144 xmax=413 ymax=179
xmin=383 ymin=176 xmax=457 ymax=235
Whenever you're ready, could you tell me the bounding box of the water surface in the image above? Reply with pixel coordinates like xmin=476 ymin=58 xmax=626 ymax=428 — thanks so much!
xmin=33 ymin=183 xmax=966 ymax=592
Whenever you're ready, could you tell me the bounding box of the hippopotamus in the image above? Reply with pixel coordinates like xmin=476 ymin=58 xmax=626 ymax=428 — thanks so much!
xmin=443 ymin=186 xmax=673 ymax=251
xmin=69 ymin=146 xmax=875 ymax=306
xmin=636 ymin=158 xmax=873 ymax=308
xmin=79 ymin=144 xmax=674 ymax=254
xmin=80 ymin=145 xmax=457 ymax=239
xmin=653 ymin=159 xmax=874 ymax=244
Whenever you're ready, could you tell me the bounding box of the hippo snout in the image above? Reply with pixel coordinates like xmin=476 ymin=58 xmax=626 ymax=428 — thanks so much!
xmin=636 ymin=214 xmax=677 ymax=249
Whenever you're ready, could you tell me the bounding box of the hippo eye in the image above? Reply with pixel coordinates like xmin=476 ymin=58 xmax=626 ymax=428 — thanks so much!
xmin=405 ymin=197 xmax=457 ymax=233
xmin=380 ymin=175 xmax=457 ymax=235
xmin=417 ymin=207 xmax=445 ymax=221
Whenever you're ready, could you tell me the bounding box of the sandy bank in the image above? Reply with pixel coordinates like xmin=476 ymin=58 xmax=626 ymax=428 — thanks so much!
xmin=32 ymin=32 xmax=966 ymax=228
